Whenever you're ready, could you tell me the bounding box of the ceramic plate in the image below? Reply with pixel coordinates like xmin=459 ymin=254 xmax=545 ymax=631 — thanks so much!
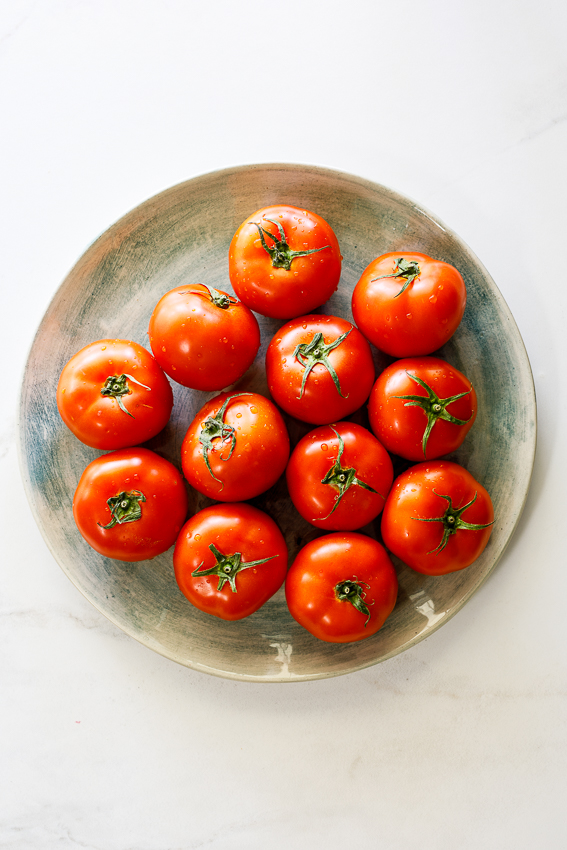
xmin=18 ymin=164 xmax=536 ymax=681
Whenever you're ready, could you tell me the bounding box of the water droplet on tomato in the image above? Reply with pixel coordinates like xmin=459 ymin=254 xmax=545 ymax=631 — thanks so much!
xmin=406 ymin=313 xmax=412 ymax=319
xmin=321 ymin=443 xmax=328 ymax=451
xmin=194 ymin=534 xmax=201 ymax=541
xmin=250 ymin=406 xmax=258 ymax=414
xmin=429 ymin=295 xmax=437 ymax=303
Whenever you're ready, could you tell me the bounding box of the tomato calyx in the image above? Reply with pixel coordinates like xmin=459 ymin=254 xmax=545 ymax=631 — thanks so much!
xmin=181 ymin=284 xmax=235 ymax=310
xmin=319 ymin=425 xmax=380 ymax=520
xmin=98 ymin=489 xmax=147 ymax=529
xmin=372 ymin=257 xmax=421 ymax=297
xmin=394 ymin=372 xmax=473 ymax=457
xmin=191 ymin=543 xmax=276 ymax=592
xmin=100 ymin=373 xmax=151 ymax=418
xmin=293 ymin=329 xmax=352 ymax=399
xmin=334 ymin=578 xmax=373 ymax=626
xmin=413 ymin=490 xmax=495 ymax=554
xmin=198 ymin=393 xmax=252 ymax=487
xmin=252 ymin=218 xmax=330 ymax=271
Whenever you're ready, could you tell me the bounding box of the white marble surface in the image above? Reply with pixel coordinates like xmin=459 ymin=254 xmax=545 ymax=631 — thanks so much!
xmin=1 ymin=1 xmax=566 ymax=847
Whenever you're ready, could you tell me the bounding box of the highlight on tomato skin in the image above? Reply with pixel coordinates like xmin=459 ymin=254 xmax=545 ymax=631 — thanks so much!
xmin=285 ymin=533 xmax=398 ymax=643
xmin=173 ymin=503 xmax=288 ymax=621
xmin=228 ymin=204 xmax=342 ymax=320
xmin=286 ymin=421 xmax=394 ymax=531
xmin=148 ymin=283 xmax=261 ymax=391
xmin=352 ymin=252 xmax=466 ymax=357
xmin=368 ymin=356 xmax=477 ymax=462
xmin=381 ymin=461 xmax=494 ymax=576
xmin=57 ymin=339 xmax=174 ymax=450
xmin=72 ymin=448 xmax=189 ymax=562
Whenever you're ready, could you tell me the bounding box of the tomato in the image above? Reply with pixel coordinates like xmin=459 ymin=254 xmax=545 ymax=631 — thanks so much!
xmin=266 ymin=315 xmax=375 ymax=424
xmin=381 ymin=461 xmax=494 ymax=575
xmin=174 ymin=503 xmax=288 ymax=620
xmin=285 ymin=533 xmax=398 ymax=643
xmin=286 ymin=422 xmax=393 ymax=530
xmin=181 ymin=391 xmax=290 ymax=501
xmin=73 ymin=448 xmax=188 ymax=561
xmin=228 ymin=205 xmax=342 ymax=319
xmin=368 ymin=356 xmax=477 ymax=461
xmin=148 ymin=284 xmax=260 ymax=391
xmin=57 ymin=339 xmax=173 ymax=450
xmin=352 ymin=252 xmax=466 ymax=357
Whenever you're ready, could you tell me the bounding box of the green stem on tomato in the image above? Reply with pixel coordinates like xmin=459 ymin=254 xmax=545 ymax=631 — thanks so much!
xmin=191 ymin=543 xmax=276 ymax=592
xmin=335 ymin=578 xmax=373 ymax=626
xmin=100 ymin=373 xmax=151 ymax=418
xmin=394 ymin=371 xmax=473 ymax=457
xmin=252 ymin=218 xmax=330 ymax=271
xmin=180 ymin=284 xmax=235 ymax=310
xmin=319 ymin=426 xmax=382 ymax=520
xmin=412 ymin=490 xmax=494 ymax=554
xmin=98 ymin=489 xmax=146 ymax=529
xmin=293 ymin=329 xmax=352 ymax=400
xmin=371 ymin=258 xmax=421 ymax=297
xmin=198 ymin=393 xmax=253 ymax=487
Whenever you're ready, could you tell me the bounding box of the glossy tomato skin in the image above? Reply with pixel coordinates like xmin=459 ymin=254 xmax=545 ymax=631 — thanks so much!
xmin=228 ymin=205 xmax=342 ymax=319
xmin=368 ymin=357 xmax=477 ymax=461
xmin=285 ymin=533 xmax=398 ymax=643
xmin=148 ymin=284 xmax=260 ymax=391
xmin=181 ymin=391 xmax=290 ymax=501
xmin=352 ymin=252 xmax=466 ymax=357
xmin=381 ymin=461 xmax=494 ymax=575
xmin=73 ymin=448 xmax=188 ymax=562
xmin=174 ymin=503 xmax=288 ymax=620
xmin=266 ymin=315 xmax=375 ymax=425
xmin=57 ymin=339 xmax=173 ymax=450
xmin=286 ymin=422 xmax=393 ymax=531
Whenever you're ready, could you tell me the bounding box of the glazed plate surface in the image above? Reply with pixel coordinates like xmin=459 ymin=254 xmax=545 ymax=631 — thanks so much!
xmin=18 ymin=164 xmax=536 ymax=681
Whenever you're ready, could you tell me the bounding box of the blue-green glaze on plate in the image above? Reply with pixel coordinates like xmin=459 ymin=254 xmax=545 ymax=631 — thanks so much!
xmin=18 ymin=164 xmax=536 ymax=681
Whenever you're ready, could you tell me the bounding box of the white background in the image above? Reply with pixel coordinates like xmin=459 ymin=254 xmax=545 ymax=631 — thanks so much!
xmin=2 ymin=1 xmax=566 ymax=847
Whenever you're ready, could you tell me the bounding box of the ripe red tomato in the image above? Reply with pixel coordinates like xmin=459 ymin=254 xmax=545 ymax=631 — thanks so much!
xmin=266 ymin=315 xmax=375 ymax=424
xmin=352 ymin=252 xmax=466 ymax=357
xmin=148 ymin=284 xmax=260 ymax=391
xmin=181 ymin=391 xmax=290 ymax=501
xmin=381 ymin=460 xmax=494 ymax=575
xmin=368 ymin=356 xmax=477 ymax=461
xmin=57 ymin=339 xmax=173 ymax=450
xmin=286 ymin=422 xmax=393 ymax=530
xmin=174 ymin=503 xmax=288 ymax=620
xmin=285 ymin=533 xmax=398 ymax=643
xmin=73 ymin=448 xmax=188 ymax=561
xmin=228 ymin=204 xmax=342 ymax=319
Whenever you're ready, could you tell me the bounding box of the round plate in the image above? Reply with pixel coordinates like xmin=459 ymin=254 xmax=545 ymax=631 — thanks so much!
xmin=18 ymin=164 xmax=536 ymax=681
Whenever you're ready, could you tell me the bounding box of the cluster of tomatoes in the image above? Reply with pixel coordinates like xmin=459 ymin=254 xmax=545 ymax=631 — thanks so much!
xmin=57 ymin=204 xmax=494 ymax=645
